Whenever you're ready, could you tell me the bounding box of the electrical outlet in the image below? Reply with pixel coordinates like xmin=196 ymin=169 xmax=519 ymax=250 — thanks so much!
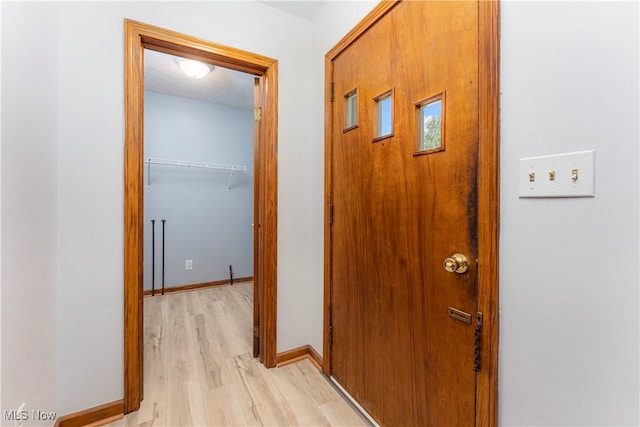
xmin=185 ymin=259 xmax=193 ymax=270
xmin=519 ymin=150 xmax=595 ymax=198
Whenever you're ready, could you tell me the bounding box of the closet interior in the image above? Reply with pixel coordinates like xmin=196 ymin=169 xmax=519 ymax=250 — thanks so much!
xmin=143 ymin=48 xmax=255 ymax=296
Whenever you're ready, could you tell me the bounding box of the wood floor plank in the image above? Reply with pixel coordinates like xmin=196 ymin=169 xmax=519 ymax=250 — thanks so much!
xmin=273 ymin=359 xmax=338 ymax=407
xmin=209 ymin=303 xmax=250 ymax=359
xmin=138 ymin=324 xmax=168 ymax=422
xmin=165 ymin=293 xmax=203 ymax=426
xmin=318 ymin=398 xmax=370 ymax=427
xmin=192 ymin=313 xmax=225 ymax=390
xmin=226 ymin=352 xmax=296 ymax=426
xmin=202 ymin=384 xmax=247 ymax=426
xmin=106 ymin=283 xmax=368 ymax=427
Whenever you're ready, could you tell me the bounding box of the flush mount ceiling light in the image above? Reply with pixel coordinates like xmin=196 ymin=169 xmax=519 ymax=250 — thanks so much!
xmin=176 ymin=58 xmax=212 ymax=79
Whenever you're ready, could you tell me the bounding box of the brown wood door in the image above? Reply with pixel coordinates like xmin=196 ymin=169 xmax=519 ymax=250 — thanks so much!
xmin=328 ymin=2 xmax=481 ymax=425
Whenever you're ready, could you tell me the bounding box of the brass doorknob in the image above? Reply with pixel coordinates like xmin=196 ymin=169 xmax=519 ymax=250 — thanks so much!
xmin=443 ymin=253 xmax=469 ymax=274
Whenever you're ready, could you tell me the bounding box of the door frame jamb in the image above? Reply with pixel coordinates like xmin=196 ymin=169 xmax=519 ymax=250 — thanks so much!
xmin=322 ymin=1 xmax=500 ymax=425
xmin=124 ymin=19 xmax=279 ymax=414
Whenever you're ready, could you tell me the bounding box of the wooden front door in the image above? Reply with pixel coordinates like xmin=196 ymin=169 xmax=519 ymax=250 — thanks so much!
xmin=326 ymin=1 xmax=497 ymax=425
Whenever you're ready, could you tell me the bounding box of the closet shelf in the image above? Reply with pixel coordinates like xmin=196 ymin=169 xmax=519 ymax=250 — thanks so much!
xmin=144 ymin=157 xmax=247 ymax=191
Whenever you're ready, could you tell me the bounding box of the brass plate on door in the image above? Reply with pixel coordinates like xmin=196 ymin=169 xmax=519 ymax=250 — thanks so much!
xmin=448 ymin=307 xmax=472 ymax=324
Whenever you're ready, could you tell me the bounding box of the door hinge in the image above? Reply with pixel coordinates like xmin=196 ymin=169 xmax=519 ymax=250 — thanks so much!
xmin=253 ymin=325 xmax=259 ymax=338
xmin=473 ymin=312 xmax=483 ymax=372
xmin=329 ymin=203 xmax=334 ymax=225
xmin=329 ymin=324 xmax=333 ymax=349
xmin=330 ymin=82 xmax=335 ymax=102
xmin=254 ymin=107 xmax=262 ymax=122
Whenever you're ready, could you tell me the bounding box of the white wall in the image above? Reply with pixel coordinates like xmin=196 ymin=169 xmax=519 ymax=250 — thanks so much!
xmin=144 ymin=91 xmax=254 ymax=290
xmin=54 ymin=0 xmax=313 ymax=415
xmin=1 ymin=2 xmax=59 ymax=424
xmin=499 ymin=2 xmax=639 ymax=425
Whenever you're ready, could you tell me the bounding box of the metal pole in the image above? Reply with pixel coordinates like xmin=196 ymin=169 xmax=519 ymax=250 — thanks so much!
xmin=229 ymin=265 xmax=234 ymax=285
xmin=162 ymin=219 xmax=166 ymax=295
xmin=151 ymin=219 xmax=156 ymax=296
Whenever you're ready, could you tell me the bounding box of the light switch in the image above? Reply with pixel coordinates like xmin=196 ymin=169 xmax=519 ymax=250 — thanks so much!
xmin=519 ymin=150 xmax=595 ymax=198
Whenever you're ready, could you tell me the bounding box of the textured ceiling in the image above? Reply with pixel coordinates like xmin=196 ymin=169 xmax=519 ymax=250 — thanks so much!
xmin=144 ymin=1 xmax=327 ymax=108
xmin=144 ymin=49 xmax=255 ymax=110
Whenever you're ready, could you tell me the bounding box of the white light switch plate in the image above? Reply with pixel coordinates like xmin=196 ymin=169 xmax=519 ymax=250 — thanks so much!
xmin=519 ymin=150 xmax=595 ymax=198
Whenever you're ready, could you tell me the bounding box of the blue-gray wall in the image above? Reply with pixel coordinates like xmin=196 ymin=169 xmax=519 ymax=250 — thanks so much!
xmin=144 ymin=91 xmax=254 ymax=291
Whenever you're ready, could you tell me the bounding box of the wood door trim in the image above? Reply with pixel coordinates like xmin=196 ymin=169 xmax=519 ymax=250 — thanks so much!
xmin=124 ymin=19 xmax=278 ymax=414
xmin=322 ymin=53 xmax=333 ymax=375
xmin=253 ymin=77 xmax=261 ymax=358
xmin=322 ymin=1 xmax=500 ymax=425
xmin=476 ymin=2 xmax=501 ymax=425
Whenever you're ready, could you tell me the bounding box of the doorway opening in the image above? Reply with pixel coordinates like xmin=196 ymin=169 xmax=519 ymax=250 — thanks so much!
xmin=124 ymin=20 xmax=279 ymax=414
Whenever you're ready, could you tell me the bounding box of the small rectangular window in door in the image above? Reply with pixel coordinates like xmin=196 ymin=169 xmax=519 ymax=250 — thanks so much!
xmin=344 ymin=88 xmax=358 ymax=132
xmin=415 ymin=94 xmax=445 ymax=154
xmin=373 ymin=89 xmax=393 ymax=141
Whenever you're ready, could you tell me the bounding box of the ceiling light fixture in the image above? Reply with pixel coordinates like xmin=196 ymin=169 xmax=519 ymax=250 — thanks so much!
xmin=176 ymin=58 xmax=212 ymax=79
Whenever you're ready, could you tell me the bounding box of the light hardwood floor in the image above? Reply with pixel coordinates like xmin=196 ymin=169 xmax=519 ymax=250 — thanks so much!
xmin=106 ymin=283 xmax=369 ymax=427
